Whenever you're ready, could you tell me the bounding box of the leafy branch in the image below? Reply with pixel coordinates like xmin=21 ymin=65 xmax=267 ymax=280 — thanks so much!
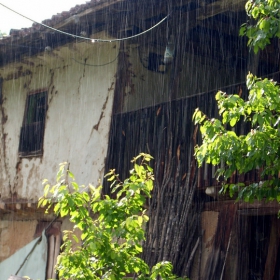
xmin=39 ymin=153 xmax=188 ymax=280
xmin=193 ymin=73 xmax=280 ymax=202
xmin=240 ymin=0 xmax=280 ymax=53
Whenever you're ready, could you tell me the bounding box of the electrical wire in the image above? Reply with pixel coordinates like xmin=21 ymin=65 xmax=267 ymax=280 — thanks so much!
xmin=0 ymin=2 xmax=170 ymax=42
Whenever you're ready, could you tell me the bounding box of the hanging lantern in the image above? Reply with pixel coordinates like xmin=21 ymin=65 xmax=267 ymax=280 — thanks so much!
xmin=164 ymin=35 xmax=175 ymax=64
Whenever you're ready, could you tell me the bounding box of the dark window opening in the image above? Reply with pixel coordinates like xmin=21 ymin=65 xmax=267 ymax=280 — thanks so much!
xmin=248 ymin=216 xmax=270 ymax=279
xmin=148 ymin=53 xmax=165 ymax=73
xmin=19 ymin=91 xmax=47 ymax=157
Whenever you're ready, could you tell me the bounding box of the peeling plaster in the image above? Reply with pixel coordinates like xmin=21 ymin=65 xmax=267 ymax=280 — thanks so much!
xmin=77 ymin=60 xmax=87 ymax=96
xmin=0 ymin=38 xmax=119 ymax=200
xmin=4 ymin=68 xmax=32 ymax=81
xmin=0 ymin=79 xmax=10 ymax=197
xmin=88 ymin=81 xmax=114 ymax=142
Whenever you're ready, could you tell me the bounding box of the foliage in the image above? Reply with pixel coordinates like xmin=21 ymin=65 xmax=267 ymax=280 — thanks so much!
xmin=240 ymin=0 xmax=280 ymax=53
xmin=39 ymin=153 xmax=187 ymax=280
xmin=193 ymin=73 xmax=280 ymax=202
xmin=193 ymin=0 xmax=280 ymax=202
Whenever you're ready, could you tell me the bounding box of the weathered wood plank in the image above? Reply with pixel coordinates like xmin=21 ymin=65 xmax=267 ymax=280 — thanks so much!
xmin=201 ymin=203 xmax=237 ymax=279
xmin=197 ymin=0 xmax=246 ymax=21
xmin=263 ymin=216 xmax=280 ymax=280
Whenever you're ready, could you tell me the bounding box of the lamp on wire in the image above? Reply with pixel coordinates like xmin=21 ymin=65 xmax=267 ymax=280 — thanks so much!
xmin=164 ymin=35 xmax=175 ymax=64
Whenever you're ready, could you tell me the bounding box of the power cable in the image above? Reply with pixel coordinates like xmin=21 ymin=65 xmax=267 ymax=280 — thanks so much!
xmin=0 ymin=3 xmax=170 ymax=42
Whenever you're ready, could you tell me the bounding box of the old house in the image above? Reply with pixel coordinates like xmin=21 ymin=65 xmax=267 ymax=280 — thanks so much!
xmin=0 ymin=0 xmax=279 ymax=279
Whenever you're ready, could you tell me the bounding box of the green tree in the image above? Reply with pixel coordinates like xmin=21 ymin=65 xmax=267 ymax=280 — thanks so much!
xmin=240 ymin=0 xmax=280 ymax=53
xmin=193 ymin=0 xmax=280 ymax=202
xmin=39 ymin=153 xmax=187 ymax=280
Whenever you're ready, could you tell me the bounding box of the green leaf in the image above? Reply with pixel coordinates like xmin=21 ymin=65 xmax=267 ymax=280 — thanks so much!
xmin=72 ymin=181 xmax=79 ymax=190
xmin=107 ymin=175 xmax=115 ymax=182
xmin=68 ymin=171 xmax=75 ymax=180
xmin=230 ymin=117 xmax=237 ymax=127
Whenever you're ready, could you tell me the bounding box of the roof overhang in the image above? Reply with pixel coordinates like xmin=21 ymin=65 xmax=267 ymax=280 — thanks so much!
xmin=0 ymin=0 xmax=247 ymax=67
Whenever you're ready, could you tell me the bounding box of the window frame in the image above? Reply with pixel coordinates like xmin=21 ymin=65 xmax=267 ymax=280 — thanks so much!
xmin=18 ymin=89 xmax=48 ymax=157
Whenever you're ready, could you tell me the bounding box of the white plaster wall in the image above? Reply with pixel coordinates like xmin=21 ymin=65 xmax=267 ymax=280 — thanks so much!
xmin=0 ymin=35 xmax=119 ymax=200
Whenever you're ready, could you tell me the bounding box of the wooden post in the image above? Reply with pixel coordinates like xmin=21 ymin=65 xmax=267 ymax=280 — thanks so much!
xmin=47 ymin=235 xmax=55 ymax=279
xmin=237 ymin=215 xmax=250 ymax=280
xmin=51 ymin=233 xmax=62 ymax=279
xmin=263 ymin=216 xmax=280 ymax=280
xmin=202 ymin=203 xmax=237 ymax=280
xmin=0 ymin=201 xmax=6 ymax=210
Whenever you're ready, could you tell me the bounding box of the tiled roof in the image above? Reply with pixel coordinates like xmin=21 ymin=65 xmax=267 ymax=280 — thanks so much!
xmin=0 ymin=0 xmax=123 ymax=66
xmin=0 ymin=0 xmax=249 ymax=67
xmin=6 ymin=0 xmax=101 ymax=37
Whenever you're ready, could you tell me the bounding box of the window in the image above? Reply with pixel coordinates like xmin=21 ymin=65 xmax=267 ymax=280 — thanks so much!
xmin=19 ymin=90 xmax=47 ymax=156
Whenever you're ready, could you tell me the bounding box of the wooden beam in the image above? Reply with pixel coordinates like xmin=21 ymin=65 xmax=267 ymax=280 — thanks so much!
xmin=263 ymin=216 xmax=280 ymax=280
xmin=197 ymin=17 xmax=243 ymax=36
xmin=0 ymin=201 xmax=6 ymax=210
xmin=204 ymin=200 xmax=280 ymax=214
xmin=197 ymin=0 xmax=246 ymax=21
xmin=168 ymin=0 xmax=247 ymax=34
xmin=238 ymin=200 xmax=280 ymax=210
